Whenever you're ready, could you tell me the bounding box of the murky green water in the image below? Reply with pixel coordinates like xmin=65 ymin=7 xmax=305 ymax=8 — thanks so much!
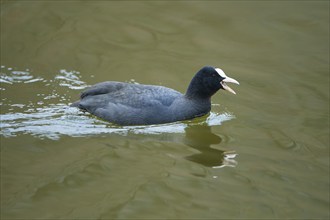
xmin=1 ymin=1 xmax=329 ymax=219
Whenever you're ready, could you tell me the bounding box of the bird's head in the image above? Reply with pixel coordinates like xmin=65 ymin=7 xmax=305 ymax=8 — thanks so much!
xmin=186 ymin=66 xmax=239 ymax=99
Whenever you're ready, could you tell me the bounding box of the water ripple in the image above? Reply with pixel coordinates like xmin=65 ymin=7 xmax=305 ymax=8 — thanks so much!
xmin=55 ymin=69 xmax=89 ymax=90
xmin=0 ymin=68 xmax=43 ymax=85
xmin=0 ymin=104 xmax=234 ymax=140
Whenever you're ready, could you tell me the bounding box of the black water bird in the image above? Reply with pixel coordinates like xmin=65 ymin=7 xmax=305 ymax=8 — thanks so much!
xmin=71 ymin=66 xmax=239 ymax=125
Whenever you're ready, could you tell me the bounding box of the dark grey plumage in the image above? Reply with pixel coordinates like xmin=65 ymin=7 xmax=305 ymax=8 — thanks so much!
xmin=71 ymin=66 xmax=239 ymax=125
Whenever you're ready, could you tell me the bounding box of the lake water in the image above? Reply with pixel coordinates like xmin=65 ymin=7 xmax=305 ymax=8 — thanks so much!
xmin=1 ymin=1 xmax=329 ymax=219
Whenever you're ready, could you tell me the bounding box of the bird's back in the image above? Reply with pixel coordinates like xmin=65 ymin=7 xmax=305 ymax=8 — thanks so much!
xmin=74 ymin=81 xmax=183 ymax=125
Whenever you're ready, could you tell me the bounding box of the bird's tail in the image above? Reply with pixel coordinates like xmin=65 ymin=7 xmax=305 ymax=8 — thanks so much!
xmin=70 ymin=101 xmax=80 ymax=107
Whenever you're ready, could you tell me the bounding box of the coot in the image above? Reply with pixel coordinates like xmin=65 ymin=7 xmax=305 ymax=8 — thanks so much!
xmin=71 ymin=66 xmax=239 ymax=125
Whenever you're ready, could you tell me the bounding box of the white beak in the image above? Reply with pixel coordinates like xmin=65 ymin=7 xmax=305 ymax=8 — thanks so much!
xmin=221 ymin=77 xmax=239 ymax=95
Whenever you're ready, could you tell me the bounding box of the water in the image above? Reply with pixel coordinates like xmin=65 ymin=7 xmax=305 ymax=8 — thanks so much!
xmin=1 ymin=1 xmax=329 ymax=219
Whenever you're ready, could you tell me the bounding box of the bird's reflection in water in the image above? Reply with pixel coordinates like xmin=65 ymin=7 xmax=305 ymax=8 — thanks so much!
xmin=183 ymin=124 xmax=237 ymax=168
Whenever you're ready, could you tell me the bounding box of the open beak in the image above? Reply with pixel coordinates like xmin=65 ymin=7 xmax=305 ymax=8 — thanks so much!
xmin=221 ymin=77 xmax=239 ymax=95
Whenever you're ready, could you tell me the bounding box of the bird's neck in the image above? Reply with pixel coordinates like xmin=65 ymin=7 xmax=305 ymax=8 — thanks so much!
xmin=185 ymin=81 xmax=213 ymax=100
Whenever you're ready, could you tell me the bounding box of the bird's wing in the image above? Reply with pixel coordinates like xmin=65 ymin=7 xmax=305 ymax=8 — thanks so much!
xmin=80 ymin=81 xmax=125 ymax=99
xmin=80 ymin=82 xmax=182 ymax=108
